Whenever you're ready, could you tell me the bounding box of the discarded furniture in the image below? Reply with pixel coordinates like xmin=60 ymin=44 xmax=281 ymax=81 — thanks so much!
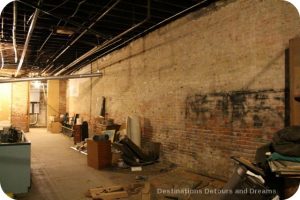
xmin=114 ymin=137 xmax=159 ymax=166
xmin=61 ymin=113 xmax=80 ymax=137
xmin=73 ymin=125 xmax=82 ymax=144
xmin=218 ymin=157 xmax=278 ymax=200
xmin=87 ymin=139 xmax=111 ymax=169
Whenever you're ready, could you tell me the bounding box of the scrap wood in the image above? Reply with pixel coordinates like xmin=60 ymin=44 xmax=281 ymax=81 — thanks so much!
xmin=87 ymin=185 xmax=128 ymax=200
xmin=141 ymin=182 xmax=151 ymax=200
xmin=87 ymin=183 xmax=145 ymax=199
xmin=90 ymin=185 xmax=124 ymax=193
xmin=92 ymin=191 xmax=128 ymax=200
xmin=126 ymin=183 xmax=144 ymax=195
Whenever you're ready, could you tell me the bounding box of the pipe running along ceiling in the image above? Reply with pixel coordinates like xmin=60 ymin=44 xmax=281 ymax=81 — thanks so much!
xmin=0 ymin=0 xmax=219 ymax=78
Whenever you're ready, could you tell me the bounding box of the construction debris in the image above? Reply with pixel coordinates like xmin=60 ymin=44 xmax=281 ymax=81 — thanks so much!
xmin=70 ymin=141 xmax=87 ymax=155
xmin=87 ymin=185 xmax=128 ymax=200
xmin=113 ymin=137 xmax=160 ymax=166
xmin=86 ymin=183 xmax=145 ymax=200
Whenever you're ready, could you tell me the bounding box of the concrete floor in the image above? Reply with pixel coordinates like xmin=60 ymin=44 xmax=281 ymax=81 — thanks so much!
xmin=16 ymin=128 xmax=224 ymax=200
xmin=18 ymin=128 xmax=139 ymax=200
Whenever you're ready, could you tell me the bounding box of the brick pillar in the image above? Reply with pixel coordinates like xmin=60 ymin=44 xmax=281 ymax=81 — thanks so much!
xmin=11 ymin=82 xmax=30 ymax=132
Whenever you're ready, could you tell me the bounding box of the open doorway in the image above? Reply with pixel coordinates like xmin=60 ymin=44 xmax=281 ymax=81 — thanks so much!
xmin=29 ymin=81 xmax=47 ymax=128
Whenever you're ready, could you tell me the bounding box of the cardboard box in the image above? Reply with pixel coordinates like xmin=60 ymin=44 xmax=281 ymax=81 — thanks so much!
xmin=49 ymin=122 xmax=62 ymax=133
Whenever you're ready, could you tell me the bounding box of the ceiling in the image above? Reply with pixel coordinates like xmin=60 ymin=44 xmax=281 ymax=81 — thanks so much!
xmin=0 ymin=0 xmax=218 ymax=77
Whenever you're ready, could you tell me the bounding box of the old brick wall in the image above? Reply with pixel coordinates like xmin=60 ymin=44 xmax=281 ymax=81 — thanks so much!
xmin=59 ymin=80 xmax=67 ymax=115
xmin=68 ymin=65 xmax=93 ymax=124
xmin=11 ymin=82 xmax=30 ymax=132
xmin=67 ymin=0 xmax=300 ymax=178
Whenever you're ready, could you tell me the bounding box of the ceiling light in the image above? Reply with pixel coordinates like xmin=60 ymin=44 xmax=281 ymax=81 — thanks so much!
xmin=53 ymin=26 xmax=75 ymax=36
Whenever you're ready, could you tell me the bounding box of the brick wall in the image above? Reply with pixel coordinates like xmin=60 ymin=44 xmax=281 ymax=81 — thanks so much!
xmin=11 ymin=82 xmax=30 ymax=132
xmin=67 ymin=0 xmax=300 ymax=178
xmin=59 ymin=80 xmax=67 ymax=115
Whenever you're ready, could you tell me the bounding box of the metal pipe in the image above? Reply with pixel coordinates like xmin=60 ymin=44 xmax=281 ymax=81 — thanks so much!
xmin=54 ymin=0 xmax=151 ymax=76
xmin=33 ymin=20 xmax=62 ymax=65
xmin=17 ymin=0 xmax=108 ymax=39
xmin=13 ymin=1 xmax=18 ymax=63
xmin=0 ymin=72 xmax=102 ymax=83
xmin=42 ymin=0 xmax=121 ymax=74
xmin=0 ymin=48 xmax=4 ymax=69
xmin=69 ymin=0 xmax=87 ymax=19
xmin=30 ymin=113 xmax=38 ymax=125
xmin=46 ymin=0 xmax=120 ymax=70
xmin=14 ymin=2 xmax=40 ymax=77
xmin=71 ymin=0 xmax=210 ymax=74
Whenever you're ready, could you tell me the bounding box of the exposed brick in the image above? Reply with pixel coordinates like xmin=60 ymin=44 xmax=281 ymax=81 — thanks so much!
xmin=67 ymin=0 xmax=300 ymax=179
xmin=11 ymin=82 xmax=30 ymax=132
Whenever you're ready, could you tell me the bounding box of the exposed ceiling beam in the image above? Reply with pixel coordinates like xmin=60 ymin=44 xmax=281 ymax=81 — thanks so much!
xmin=15 ymin=1 xmax=40 ymax=77
xmin=16 ymin=0 xmax=109 ymax=39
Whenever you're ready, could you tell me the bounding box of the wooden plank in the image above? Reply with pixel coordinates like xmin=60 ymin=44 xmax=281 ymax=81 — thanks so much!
xmin=89 ymin=185 xmax=127 ymax=199
xmin=289 ymin=37 xmax=300 ymax=125
xmin=92 ymin=191 xmax=128 ymax=200
xmin=141 ymin=182 xmax=151 ymax=200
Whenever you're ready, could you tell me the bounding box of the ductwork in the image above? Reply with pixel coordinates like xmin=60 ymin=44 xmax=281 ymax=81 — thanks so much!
xmin=15 ymin=2 xmax=40 ymax=77
xmin=13 ymin=1 xmax=18 ymax=63
xmin=71 ymin=0 xmax=210 ymax=74
xmin=0 ymin=72 xmax=102 ymax=83
xmin=53 ymin=0 xmax=151 ymax=76
xmin=41 ymin=0 xmax=121 ymax=74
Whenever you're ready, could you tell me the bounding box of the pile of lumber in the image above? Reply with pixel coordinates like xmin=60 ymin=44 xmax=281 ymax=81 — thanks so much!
xmin=86 ymin=183 xmax=148 ymax=200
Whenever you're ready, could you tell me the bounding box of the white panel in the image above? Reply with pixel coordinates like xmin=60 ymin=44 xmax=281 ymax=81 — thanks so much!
xmin=30 ymin=89 xmax=40 ymax=102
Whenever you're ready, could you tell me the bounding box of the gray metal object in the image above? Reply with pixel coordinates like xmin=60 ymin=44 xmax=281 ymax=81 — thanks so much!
xmin=13 ymin=1 xmax=18 ymax=63
xmin=53 ymin=0 xmax=151 ymax=76
xmin=0 ymin=72 xmax=102 ymax=83
xmin=15 ymin=1 xmax=40 ymax=77
xmin=42 ymin=0 xmax=121 ymax=74
xmin=71 ymin=0 xmax=211 ymax=74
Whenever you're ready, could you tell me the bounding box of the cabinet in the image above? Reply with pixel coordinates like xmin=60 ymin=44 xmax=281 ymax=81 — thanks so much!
xmin=73 ymin=125 xmax=82 ymax=144
xmin=87 ymin=140 xmax=111 ymax=169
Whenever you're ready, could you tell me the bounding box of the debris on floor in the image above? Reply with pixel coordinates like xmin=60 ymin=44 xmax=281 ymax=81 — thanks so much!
xmin=113 ymin=137 xmax=160 ymax=167
xmin=70 ymin=141 xmax=88 ymax=155
xmin=86 ymin=183 xmax=145 ymax=200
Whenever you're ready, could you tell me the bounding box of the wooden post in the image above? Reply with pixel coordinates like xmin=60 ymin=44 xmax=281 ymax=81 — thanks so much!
xmin=289 ymin=37 xmax=300 ymax=125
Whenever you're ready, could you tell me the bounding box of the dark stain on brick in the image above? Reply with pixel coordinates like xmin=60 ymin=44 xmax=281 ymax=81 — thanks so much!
xmin=255 ymin=94 xmax=268 ymax=100
xmin=274 ymin=96 xmax=284 ymax=101
xmin=230 ymin=93 xmax=246 ymax=121
xmin=216 ymin=94 xmax=229 ymax=116
xmin=185 ymin=89 xmax=284 ymax=128
xmin=185 ymin=94 xmax=210 ymax=119
xmin=253 ymin=115 xmax=263 ymax=128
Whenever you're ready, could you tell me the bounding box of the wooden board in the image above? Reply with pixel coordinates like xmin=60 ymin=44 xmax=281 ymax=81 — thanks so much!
xmin=89 ymin=185 xmax=128 ymax=200
xmin=91 ymin=190 xmax=128 ymax=200
xmin=289 ymin=37 xmax=300 ymax=125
